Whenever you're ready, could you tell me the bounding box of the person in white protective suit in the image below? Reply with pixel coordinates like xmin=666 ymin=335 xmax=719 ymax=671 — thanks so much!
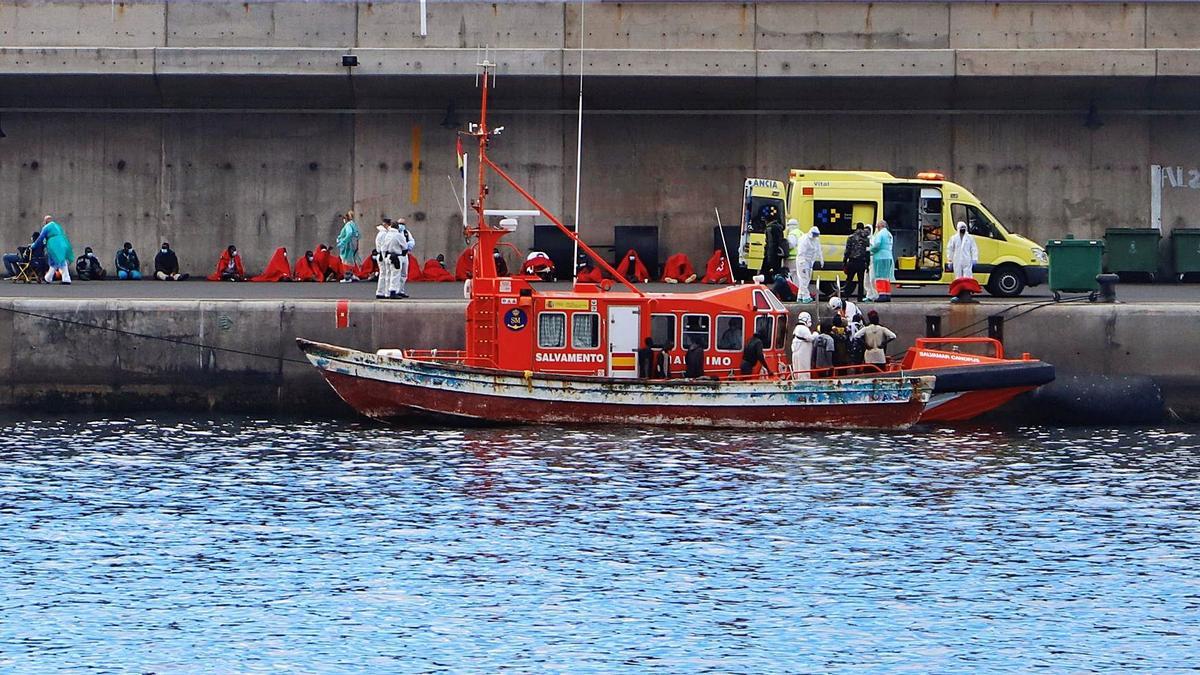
xmin=946 ymin=220 xmax=979 ymax=279
xmin=829 ymin=296 xmax=864 ymax=334
xmin=794 ymin=226 xmax=824 ymax=303
xmin=374 ymin=222 xmax=392 ymax=299
xmin=386 ymin=218 xmax=416 ymax=299
xmin=791 ymin=311 xmax=815 ymax=379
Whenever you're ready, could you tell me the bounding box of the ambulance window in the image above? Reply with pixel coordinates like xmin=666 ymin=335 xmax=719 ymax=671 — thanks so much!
xmin=682 ymin=314 xmax=710 ymax=350
xmin=538 ymin=312 xmax=567 ymax=349
xmin=572 ymin=313 xmax=600 ymax=350
xmin=754 ymin=315 xmax=773 ymax=347
xmin=716 ymin=316 xmax=744 ymax=351
xmin=774 ymin=315 xmax=788 ymax=349
xmin=951 ymin=204 xmax=1005 ymax=241
xmin=651 ymin=314 xmax=676 ymax=348
xmin=812 ymin=200 xmax=857 ymax=236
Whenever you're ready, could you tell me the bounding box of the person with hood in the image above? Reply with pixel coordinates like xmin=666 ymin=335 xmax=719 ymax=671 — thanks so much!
xmin=701 ymin=249 xmax=733 ymax=284
xmin=791 ymin=311 xmax=815 ymax=379
xmin=208 ymin=245 xmax=246 ymax=281
xmin=852 ymin=310 xmax=898 ymax=368
xmin=389 ymin=219 xmax=416 ymax=298
xmin=115 ymin=242 xmax=141 ymax=280
xmin=294 ymin=250 xmax=322 ymax=282
xmin=947 ymin=220 xmax=979 ymax=280
xmin=74 ymin=246 xmax=106 ymax=280
xmin=757 ymin=211 xmax=786 ymax=282
xmin=154 ymin=242 xmax=188 ymax=281
xmin=335 ymin=210 xmax=361 ymax=283
xmin=522 ymin=251 xmax=555 ymax=281
xmin=868 ymin=219 xmax=894 ymax=302
xmin=843 ymin=222 xmax=872 ymax=301
xmin=422 ymin=254 xmax=456 ymax=282
xmin=251 ymin=247 xmax=293 ymax=282
xmin=32 ymin=215 xmax=74 ymax=285
xmin=455 ymin=248 xmax=475 ymax=281
xmin=616 ymin=249 xmax=650 ymax=283
xmin=794 ymin=226 xmax=824 ymax=303
xmin=374 ymin=221 xmax=393 ymax=299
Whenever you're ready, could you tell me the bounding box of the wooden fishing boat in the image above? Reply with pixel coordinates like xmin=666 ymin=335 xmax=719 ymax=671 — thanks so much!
xmin=298 ymin=59 xmax=935 ymax=430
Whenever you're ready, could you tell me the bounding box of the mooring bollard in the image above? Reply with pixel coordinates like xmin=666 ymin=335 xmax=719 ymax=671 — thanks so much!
xmin=988 ymin=315 xmax=1004 ymax=346
xmin=925 ymin=315 xmax=942 ymax=338
xmin=1096 ymin=273 xmax=1119 ymax=303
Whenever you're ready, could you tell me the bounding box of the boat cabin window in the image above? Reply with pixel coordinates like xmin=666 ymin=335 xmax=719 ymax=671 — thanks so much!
xmin=538 ymin=312 xmax=567 ymax=349
xmin=773 ymin=315 xmax=788 ymax=349
xmin=716 ymin=316 xmax=744 ymax=351
xmin=753 ymin=315 xmax=773 ymax=346
xmin=651 ymin=314 xmax=676 ymax=348
xmin=752 ymin=290 xmax=772 ymax=310
xmin=682 ymin=314 xmax=710 ymax=350
xmin=571 ymin=312 xmax=600 ymax=350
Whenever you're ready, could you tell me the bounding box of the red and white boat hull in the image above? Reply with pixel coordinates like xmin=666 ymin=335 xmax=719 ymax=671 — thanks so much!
xmin=299 ymin=339 xmax=935 ymax=430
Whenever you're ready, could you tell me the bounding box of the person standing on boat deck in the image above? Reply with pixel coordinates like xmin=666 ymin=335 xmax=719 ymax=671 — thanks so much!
xmin=829 ymin=296 xmax=864 ymax=334
xmin=813 ymin=319 xmax=835 ymax=377
xmin=32 ymin=215 xmax=74 ymax=285
xmin=794 ymin=226 xmax=824 ymax=304
xmin=637 ymin=337 xmax=657 ymax=379
xmin=739 ymin=330 xmax=772 ymax=377
xmin=947 ymin=220 xmax=979 ymax=280
xmin=385 ymin=219 xmax=414 ymax=299
xmin=791 ymin=311 xmax=815 ymax=380
xmin=336 ymin=210 xmax=361 ymax=283
xmin=374 ymin=221 xmax=392 ymax=299
xmin=657 ymin=340 xmax=675 ymax=378
xmin=685 ymin=339 xmax=705 ymax=379
xmin=852 ymin=310 xmax=897 ymax=368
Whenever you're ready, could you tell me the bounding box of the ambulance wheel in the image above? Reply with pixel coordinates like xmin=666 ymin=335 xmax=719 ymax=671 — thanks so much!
xmin=987 ymin=265 xmax=1026 ymax=297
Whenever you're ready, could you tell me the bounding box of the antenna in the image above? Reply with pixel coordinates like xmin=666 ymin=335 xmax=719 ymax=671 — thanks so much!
xmin=572 ymin=0 xmax=585 ymax=279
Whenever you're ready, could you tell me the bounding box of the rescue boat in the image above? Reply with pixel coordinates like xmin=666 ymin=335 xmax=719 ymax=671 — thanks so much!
xmin=297 ymin=60 xmax=934 ymax=430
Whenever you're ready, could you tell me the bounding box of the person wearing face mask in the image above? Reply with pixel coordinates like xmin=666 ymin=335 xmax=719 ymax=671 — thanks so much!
xmin=154 ymin=242 xmax=188 ymax=280
xmin=294 ymin=250 xmax=322 ymax=282
xmin=386 ymin=218 xmax=416 ymax=299
xmin=374 ymin=220 xmax=394 ymax=299
xmin=74 ymin=246 xmax=106 ymax=281
xmin=947 ymin=220 xmax=979 ymax=280
xmin=208 ymin=245 xmax=245 ymax=281
xmin=791 ymin=311 xmax=815 ymax=379
xmin=793 ymin=225 xmax=824 ymax=304
xmin=115 ymin=242 xmax=141 ymax=280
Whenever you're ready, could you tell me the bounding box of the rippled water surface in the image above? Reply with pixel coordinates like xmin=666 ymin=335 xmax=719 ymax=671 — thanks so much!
xmin=2 ymin=416 xmax=1199 ymax=672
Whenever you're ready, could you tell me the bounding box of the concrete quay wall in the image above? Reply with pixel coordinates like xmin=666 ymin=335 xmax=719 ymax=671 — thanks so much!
xmin=0 ymin=297 xmax=1192 ymax=423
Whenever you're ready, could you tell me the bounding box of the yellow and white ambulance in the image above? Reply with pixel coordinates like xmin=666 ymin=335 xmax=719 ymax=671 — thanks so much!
xmin=738 ymin=170 xmax=1048 ymax=297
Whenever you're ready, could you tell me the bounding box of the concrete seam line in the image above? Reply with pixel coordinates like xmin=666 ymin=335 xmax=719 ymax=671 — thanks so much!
xmin=0 ymin=306 xmax=309 ymax=366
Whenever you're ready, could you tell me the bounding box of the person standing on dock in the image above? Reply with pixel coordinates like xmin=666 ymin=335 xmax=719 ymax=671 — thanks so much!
xmin=336 ymin=210 xmax=361 ymax=283
xmin=386 ymin=218 xmax=414 ymax=299
xmin=32 ymin=215 xmax=73 ymax=285
xmin=947 ymin=220 xmax=979 ymax=280
xmin=868 ymin=219 xmax=894 ymax=302
xmin=793 ymin=226 xmax=824 ymax=304
xmin=843 ymin=223 xmax=871 ymax=302
xmin=374 ymin=221 xmax=392 ymax=299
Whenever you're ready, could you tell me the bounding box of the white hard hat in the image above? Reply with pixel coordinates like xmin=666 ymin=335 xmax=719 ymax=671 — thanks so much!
xmin=798 ymin=311 xmax=812 ymax=326
xmin=828 ymin=297 xmax=843 ymax=310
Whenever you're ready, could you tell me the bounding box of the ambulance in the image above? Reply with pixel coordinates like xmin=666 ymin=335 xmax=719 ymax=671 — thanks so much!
xmin=738 ymin=171 xmax=1048 ymax=297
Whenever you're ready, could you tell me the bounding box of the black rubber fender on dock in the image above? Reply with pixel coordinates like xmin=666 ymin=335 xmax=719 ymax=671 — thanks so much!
xmin=1018 ymin=374 xmax=1166 ymax=426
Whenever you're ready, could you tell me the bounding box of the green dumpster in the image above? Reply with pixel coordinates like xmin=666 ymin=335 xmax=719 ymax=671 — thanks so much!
xmin=1172 ymin=228 xmax=1200 ymax=282
xmin=1104 ymin=227 xmax=1161 ymax=281
xmin=1046 ymin=235 xmax=1103 ymax=301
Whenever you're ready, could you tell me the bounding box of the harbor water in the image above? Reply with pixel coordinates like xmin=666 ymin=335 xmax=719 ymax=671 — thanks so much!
xmin=2 ymin=416 xmax=1199 ymax=672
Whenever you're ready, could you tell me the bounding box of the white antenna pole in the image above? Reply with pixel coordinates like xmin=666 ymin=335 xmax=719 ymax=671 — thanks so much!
xmin=419 ymin=0 xmax=428 ymax=36
xmin=462 ymin=150 xmax=469 ymax=227
xmin=572 ymin=1 xmax=585 ymax=279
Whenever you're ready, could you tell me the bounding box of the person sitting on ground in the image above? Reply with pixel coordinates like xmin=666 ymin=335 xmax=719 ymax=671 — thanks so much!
xmin=576 ymin=260 xmax=604 ymax=283
xmin=75 ymin=247 xmax=106 ymax=281
xmin=5 ymin=232 xmax=40 ymax=278
xmin=294 ymin=250 xmax=323 ymax=282
xmin=685 ymin=338 xmax=706 ymax=378
xmin=251 ymin=247 xmax=294 ymax=282
xmin=852 ymin=310 xmax=898 ymax=369
xmin=661 ymin=253 xmax=697 ymax=284
xmin=355 ymin=250 xmax=379 ymax=281
xmin=422 ymin=254 xmax=456 ymax=282
xmin=33 ymin=215 xmax=74 ymax=285
xmin=115 ymin=242 xmax=141 ymax=280
xmin=406 ymin=252 xmax=424 ymax=282
xmin=522 ymin=251 xmax=555 ymax=281
xmin=455 ymin=248 xmax=474 ymax=281
xmin=154 ymin=242 xmax=188 ymax=281
xmin=771 ymin=273 xmax=797 ymax=302
xmin=208 ymin=244 xmax=246 ymax=281
xmin=739 ymin=329 xmax=772 ymax=377
xmin=313 ymin=244 xmax=343 ymax=282
xmin=700 ymin=249 xmax=733 ymax=284
xmin=615 ymin=249 xmax=650 ymax=283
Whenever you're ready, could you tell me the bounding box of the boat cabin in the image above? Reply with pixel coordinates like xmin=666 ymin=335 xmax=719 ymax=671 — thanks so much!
xmin=464 ymin=273 xmax=790 ymax=380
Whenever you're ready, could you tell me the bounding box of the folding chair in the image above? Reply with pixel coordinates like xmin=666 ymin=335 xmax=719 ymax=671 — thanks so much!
xmin=10 ymin=246 xmax=42 ymax=284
